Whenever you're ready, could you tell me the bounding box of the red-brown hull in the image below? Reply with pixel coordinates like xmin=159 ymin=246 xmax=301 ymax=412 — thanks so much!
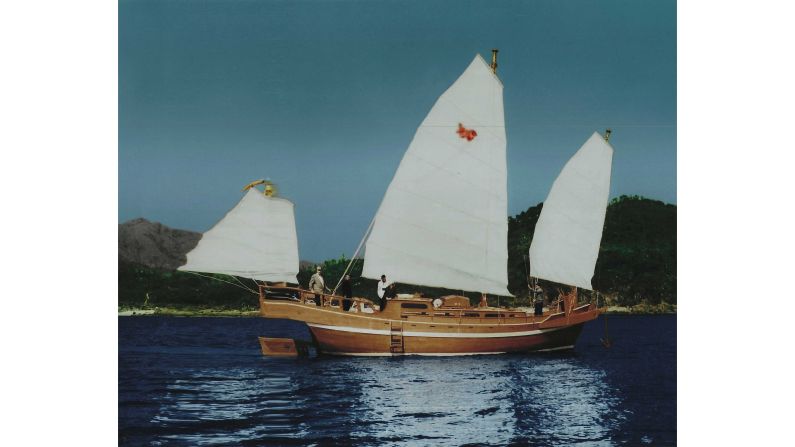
xmin=307 ymin=323 xmax=584 ymax=356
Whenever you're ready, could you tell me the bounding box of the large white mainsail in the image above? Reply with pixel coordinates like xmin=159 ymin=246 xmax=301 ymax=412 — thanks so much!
xmin=361 ymin=54 xmax=511 ymax=296
xmin=528 ymin=132 xmax=614 ymax=290
xmin=178 ymin=188 xmax=299 ymax=283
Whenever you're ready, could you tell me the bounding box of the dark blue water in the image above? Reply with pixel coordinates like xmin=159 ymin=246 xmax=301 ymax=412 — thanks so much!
xmin=119 ymin=315 xmax=676 ymax=446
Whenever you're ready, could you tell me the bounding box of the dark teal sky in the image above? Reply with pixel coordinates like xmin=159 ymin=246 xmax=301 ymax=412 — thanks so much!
xmin=120 ymin=0 xmax=676 ymax=262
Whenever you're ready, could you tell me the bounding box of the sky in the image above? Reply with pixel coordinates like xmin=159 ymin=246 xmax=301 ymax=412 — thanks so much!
xmin=119 ymin=0 xmax=676 ymax=262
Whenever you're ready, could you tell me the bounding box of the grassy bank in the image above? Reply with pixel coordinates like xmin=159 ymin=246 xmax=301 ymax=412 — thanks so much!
xmin=118 ymin=306 xmax=260 ymax=317
xmin=604 ymin=302 xmax=677 ymax=314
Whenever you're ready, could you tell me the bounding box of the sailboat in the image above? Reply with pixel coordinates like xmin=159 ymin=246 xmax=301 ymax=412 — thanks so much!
xmin=180 ymin=51 xmax=614 ymax=356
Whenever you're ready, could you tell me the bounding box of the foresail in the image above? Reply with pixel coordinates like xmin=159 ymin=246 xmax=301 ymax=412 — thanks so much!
xmin=178 ymin=189 xmax=299 ymax=283
xmin=529 ymin=132 xmax=614 ymax=290
xmin=362 ymin=55 xmax=511 ymax=296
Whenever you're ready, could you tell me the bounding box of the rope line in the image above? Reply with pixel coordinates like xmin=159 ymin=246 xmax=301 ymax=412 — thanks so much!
xmin=231 ymin=275 xmax=257 ymax=294
xmin=333 ymin=214 xmax=377 ymax=295
xmin=185 ymin=271 xmax=258 ymax=295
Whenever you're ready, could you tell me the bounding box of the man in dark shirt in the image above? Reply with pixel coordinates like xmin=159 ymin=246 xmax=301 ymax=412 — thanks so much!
xmin=340 ymin=275 xmax=353 ymax=311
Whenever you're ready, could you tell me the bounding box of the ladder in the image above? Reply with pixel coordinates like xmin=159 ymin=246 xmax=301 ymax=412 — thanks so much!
xmin=389 ymin=321 xmax=404 ymax=354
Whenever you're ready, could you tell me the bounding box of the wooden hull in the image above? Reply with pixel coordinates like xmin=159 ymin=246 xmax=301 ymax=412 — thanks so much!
xmin=307 ymin=322 xmax=585 ymax=356
xmin=258 ymin=287 xmax=599 ymax=356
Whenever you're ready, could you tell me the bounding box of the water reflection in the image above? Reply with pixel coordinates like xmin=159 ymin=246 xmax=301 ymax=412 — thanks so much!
xmin=148 ymin=354 xmax=626 ymax=446
xmin=504 ymin=356 xmax=627 ymax=446
xmin=150 ymin=366 xmax=311 ymax=445
xmin=350 ymin=357 xmax=519 ymax=445
xmin=349 ymin=356 xmax=627 ymax=446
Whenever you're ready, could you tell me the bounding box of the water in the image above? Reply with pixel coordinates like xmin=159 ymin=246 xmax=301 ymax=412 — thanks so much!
xmin=119 ymin=315 xmax=676 ymax=446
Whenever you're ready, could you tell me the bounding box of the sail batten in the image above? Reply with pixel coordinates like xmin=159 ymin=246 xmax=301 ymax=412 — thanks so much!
xmin=528 ymin=132 xmax=614 ymax=290
xmin=362 ymin=54 xmax=510 ymax=296
xmin=178 ymin=189 xmax=299 ymax=283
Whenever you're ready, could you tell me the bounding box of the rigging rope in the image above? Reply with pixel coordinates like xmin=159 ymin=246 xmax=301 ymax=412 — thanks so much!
xmin=231 ymin=275 xmax=249 ymax=290
xmin=231 ymin=275 xmax=260 ymax=295
xmin=185 ymin=271 xmax=258 ymax=295
xmin=332 ymin=213 xmax=378 ymax=295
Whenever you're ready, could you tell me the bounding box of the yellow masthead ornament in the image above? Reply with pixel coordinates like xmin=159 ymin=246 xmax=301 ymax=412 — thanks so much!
xmin=242 ymin=179 xmax=277 ymax=197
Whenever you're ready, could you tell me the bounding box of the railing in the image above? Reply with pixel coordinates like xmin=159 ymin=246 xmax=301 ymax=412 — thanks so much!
xmin=400 ymin=309 xmax=536 ymax=325
xmin=259 ymin=284 xmax=377 ymax=311
xmin=259 ymin=284 xmax=597 ymax=325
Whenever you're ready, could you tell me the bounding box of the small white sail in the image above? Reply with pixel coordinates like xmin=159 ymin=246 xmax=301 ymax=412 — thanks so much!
xmin=178 ymin=189 xmax=299 ymax=283
xmin=362 ymin=55 xmax=511 ymax=296
xmin=529 ymin=132 xmax=614 ymax=290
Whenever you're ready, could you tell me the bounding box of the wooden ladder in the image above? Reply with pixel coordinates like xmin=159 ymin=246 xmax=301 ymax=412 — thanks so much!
xmin=390 ymin=321 xmax=404 ymax=354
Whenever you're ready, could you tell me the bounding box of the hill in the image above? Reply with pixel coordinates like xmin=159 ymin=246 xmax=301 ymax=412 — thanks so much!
xmin=118 ymin=218 xmax=201 ymax=270
xmin=507 ymin=195 xmax=676 ymax=305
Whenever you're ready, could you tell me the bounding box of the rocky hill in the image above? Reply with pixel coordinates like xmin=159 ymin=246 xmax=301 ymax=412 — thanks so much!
xmin=119 ymin=218 xmax=318 ymax=271
xmin=118 ymin=218 xmax=201 ymax=270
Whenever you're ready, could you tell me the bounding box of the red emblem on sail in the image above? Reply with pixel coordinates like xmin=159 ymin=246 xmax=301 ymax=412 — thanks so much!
xmin=456 ymin=123 xmax=477 ymax=141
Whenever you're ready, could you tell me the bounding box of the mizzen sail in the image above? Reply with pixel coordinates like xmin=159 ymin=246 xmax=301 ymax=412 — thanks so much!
xmin=529 ymin=132 xmax=614 ymax=290
xmin=178 ymin=188 xmax=299 ymax=283
xmin=362 ymin=55 xmax=511 ymax=296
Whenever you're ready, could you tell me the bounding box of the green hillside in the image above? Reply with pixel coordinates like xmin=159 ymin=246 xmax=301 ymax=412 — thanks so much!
xmin=508 ymin=195 xmax=676 ymax=305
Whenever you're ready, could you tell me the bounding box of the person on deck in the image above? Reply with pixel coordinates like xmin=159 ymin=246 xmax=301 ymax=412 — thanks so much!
xmin=309 ymin=266 xmax=326 ymax=306
xmin=533 ymin=283 xmax=544 ymax=316
xmin=479 ymin=293 xmax=488 ymax=308
xmin=557 ymin=288 xmax=566 ymax=313
xmin=377 ymin=275 xmax=391 ymax=311
xmin=340 ymin=275 xmax=353 ymax=311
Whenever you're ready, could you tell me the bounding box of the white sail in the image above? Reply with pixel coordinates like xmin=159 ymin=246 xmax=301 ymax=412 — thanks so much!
xmin=362 ymin=55 xmax=511 ymax=296
xmin=178 ymin=189 xmax=299 ymax=283
xmin=529 ymin=132 xmax=614 ymax=290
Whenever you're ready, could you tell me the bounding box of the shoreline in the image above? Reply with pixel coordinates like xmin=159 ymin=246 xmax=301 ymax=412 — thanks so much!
xmin=119 ymin=307 xmax=261 ymax=317
xmin=118 ymin=306 xmax=675 ymax=317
